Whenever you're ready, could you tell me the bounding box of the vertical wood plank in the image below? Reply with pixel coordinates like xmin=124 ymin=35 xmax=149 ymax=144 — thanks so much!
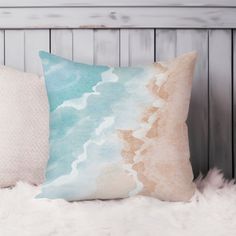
xmin=209 ymin=29 xmax=232 ymax=178
xmin=5 ymin=30 xmax=25 ymax=70
xmin=120 ymin=29 xmax=129 ymax=67
xmin=156 ymin=29 xmax=176 ymax=61
xmin=234 ymin=30 xmax=236 ymax=178
xmin=24 ymin=30 xmax=50 ymax=75
xmin=51 ymin=29 xmax=73 ymax=60
xmin=72 ymin=29 xmax=94 ymax=64
xmin=0 ymin=30 xmax=4 ymax=65
xmin=176 ymin=29 xmax=209 ymax=176
xmin=5 ymin=30 xmax=49 ymax=74
xmin=120 ymin=29 xmax=155 ymax=66
xmin=94 ymin=29 xmax=119 ymax=66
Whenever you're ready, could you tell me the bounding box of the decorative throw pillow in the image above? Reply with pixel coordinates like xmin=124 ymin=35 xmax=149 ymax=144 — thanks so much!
xmin=38 ymin=51 xmax=197 ymax=201
xmin=0 ymin=66 xmax=49 ymax=187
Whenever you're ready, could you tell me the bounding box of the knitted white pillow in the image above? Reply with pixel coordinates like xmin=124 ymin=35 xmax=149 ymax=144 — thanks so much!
xmin=0 ymin=66 xmax=49 ymax=187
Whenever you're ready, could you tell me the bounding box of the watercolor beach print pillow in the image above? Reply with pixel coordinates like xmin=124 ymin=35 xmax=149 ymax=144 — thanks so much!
xmin=38 ymin=51 xmax=197 ymax=202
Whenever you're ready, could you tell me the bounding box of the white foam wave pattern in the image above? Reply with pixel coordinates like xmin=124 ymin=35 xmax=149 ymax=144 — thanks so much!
xmin=42 ymin=68 xmax=119 ymax=193
xmin=44 ymin=62 xmax=66 ymax=76
xmin=95 ymin=116 xmax=115 ymax=136
xmin=42 ymin=138 xmax=106 ymax=189
xmin=123 ymin=164 xmax=143 ymax=196
xmin=57 ymin=68 xmax=119 ymax=111
xmin=45 ymin=67 xmax=167 ymax=198
xmin=41 ymin=114 xmax=116 ymax=190
xmin=70 ymin=115 xmax=115 ymax=179
xmin=132 ymin=72 xmax=168 ymax=164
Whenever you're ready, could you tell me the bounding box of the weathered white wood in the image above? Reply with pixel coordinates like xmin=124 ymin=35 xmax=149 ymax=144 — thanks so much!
xmin=0 ymin=0 xmax=236 ymax=7
xmin=24 ymin=30 xmax=49 ymax=74
xmin=94 ymin=29 xmax=119 ymax=66
xmin=209 ymin=30 xmax=232 ymax=178
xmin=176 ymin=30 xmax=209 ymax=176
xmin=119 ymin=29 xmax=129 ymax=67
xmin=129 ymin=29 xmax=154 ymax=65
xmin=5 ymin=30 xmax=25 ymax=70
xmin=0 ymin=31 xmax=4 ymax=65
xmin=72 ymin=29 xmax=94 ymax=64
xmin=51 ymin=30 xmax=73 ymax=60
xmin=120 ymin=29 xmax=154 ymax=66
xmin=5 ymin=30 xmax=49 ymax=74
xmin=156 ymin=30 xmax=176 ymax=61
xmin=234 ymin=30 xmax=236 ymax=177
xmin=0 ymin=7 xmax=236 ymax=29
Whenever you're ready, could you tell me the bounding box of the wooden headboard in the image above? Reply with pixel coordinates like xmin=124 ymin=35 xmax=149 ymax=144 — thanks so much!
xmin=1 ymin=0 xmax=236 ymax=178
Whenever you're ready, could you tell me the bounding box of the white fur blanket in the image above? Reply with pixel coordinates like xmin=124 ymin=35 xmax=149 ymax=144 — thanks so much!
xmin=0 ymin=169 xmax=236 ymax=236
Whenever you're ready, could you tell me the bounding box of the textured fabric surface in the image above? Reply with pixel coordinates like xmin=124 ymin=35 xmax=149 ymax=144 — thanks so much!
xmin=39 ymin=51 xmax=197 ymax=201
xmin=0 ymin=66 xmax=49 ymax=187
xmin=1 ymin=169 xmax=236 ymax=236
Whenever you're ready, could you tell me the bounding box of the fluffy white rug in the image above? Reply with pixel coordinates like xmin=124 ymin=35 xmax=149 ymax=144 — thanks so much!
xmin=0 ymin=169 xmax=236 ymax=236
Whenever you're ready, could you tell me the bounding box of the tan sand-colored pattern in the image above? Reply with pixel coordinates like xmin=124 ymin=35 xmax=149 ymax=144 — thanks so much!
xmin=119 ymin=52 xmax=197 ymax=201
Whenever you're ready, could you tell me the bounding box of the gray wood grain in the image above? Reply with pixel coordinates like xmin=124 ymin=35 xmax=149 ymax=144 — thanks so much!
xmin=72 ymin=29 xmax=94 ymax=64
xmin=234 ymin=30 xmax=236 ymax=178
xmin=24 ymin=30 xmax=49 ymax=75
xmin=120 ymin=29 xmax=154 ymax=66
xmin=209 ymin=30 xmax=232 ymax=178
xmin=156 ymin=29 xmax=176 ymax=61
xmin=119 ymin=29 xmax=129 ymax=67
xmin=176 ymin=30 xmax=209 ymax=176
xmin=51 ymin=30 xmax=73 ymax=60
xmin=94 ymin=29 xmax=119 ymax=66
xmin=0 ymin=30 xmax=4 ymax=65
xmin=0 ymin=7 xmax=236 ymax=29
xmin=5 ymin=30 xmax=49 ymax=74
xmin=1 ymin=0 xmax=235 ymax=7
xmin=5 ymin=30 xmax=25 ymax=70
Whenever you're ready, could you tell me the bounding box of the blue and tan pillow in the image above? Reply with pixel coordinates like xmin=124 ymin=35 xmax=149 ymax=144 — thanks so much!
xmin=38 ymin=51 xmax=197 ymax=201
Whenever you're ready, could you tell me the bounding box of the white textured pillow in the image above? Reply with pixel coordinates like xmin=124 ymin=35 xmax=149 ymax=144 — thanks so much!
xmin=0 ymin=66 xmax=49 ymax=187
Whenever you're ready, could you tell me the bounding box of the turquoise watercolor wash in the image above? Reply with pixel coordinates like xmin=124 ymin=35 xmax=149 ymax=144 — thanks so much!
xmin=38 ymin=51 xmax=152 ymax=200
